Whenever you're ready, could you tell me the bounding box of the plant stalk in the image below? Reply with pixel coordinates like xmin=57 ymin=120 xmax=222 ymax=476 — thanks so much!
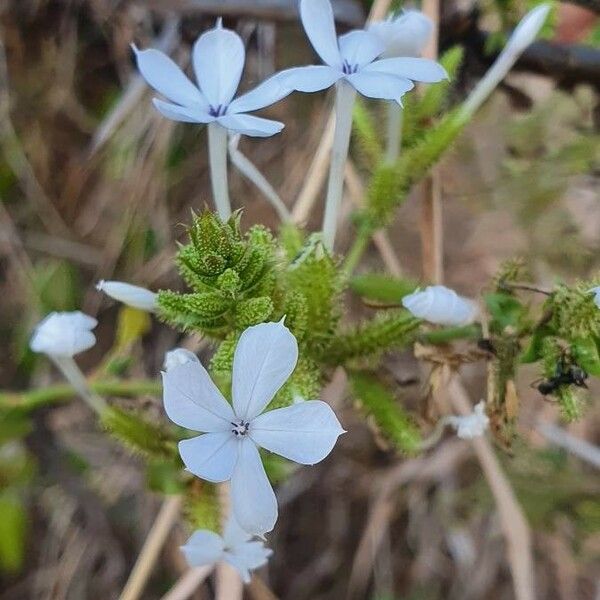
xmin=51 ymin=355 xmax=106 ymax=414
xmin=207 ymin=122 xmax=232 ymax=221
xmin=385 ymin=102 xmax=403 ymax=164
xmin=322 ymin=81 xmax=357 ymax=251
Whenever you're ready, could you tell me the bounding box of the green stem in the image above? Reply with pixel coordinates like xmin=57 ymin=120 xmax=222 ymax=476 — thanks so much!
xmin=342 ymin=224 xmax=371 ymax=277
xmin=419 ymin=324 xmax=481 ymax=345
xmin=0 ymin=379 xmax=162 ymax=413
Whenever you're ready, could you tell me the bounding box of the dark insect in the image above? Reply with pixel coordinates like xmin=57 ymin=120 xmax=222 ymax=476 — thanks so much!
xmin=534 ymin=358 xmax=588 ymax=396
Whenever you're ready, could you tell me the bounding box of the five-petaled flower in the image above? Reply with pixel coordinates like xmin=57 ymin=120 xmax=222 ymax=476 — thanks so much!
xmin=30 ymin=311 xmax=97 ymax=357
xmin=133 ymin=20 xmax=292 ymax=137
xmin=279 ymin=0 xmax=447 ymax=102
xmin=181 ymin=515 xmax=272 ymax=583
xmin=447 ymin=402 xmax=490 ymax=440
xmin=162 ymin=320 xmax=345 ymax=536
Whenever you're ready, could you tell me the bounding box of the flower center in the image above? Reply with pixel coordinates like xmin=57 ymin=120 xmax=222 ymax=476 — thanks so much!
xmin=342 ymin=60 xmax=359 ymax=75
xmin=231 ymin=420 xmax=250 ymax=437
xmin=209 ymin=104 xmax=228 ymax=117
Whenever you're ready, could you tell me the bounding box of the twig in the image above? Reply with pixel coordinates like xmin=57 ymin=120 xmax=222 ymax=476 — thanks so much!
xmin=160 ymin=566 xmax=213 ymax=600
xmin=499 ymin=281 xmax=553 ymax=296
xmin=248 ymin=575 xmax=281 ymax=600
xmin=420 ymin=0 xmax=444 ymax=284
xmin=536 ymin=421 xmax=600 ymax=469
xmin=119 ymin=496 xmax=183 ymax=600
xmin=446 ymin=373 xmax=535 ymax=600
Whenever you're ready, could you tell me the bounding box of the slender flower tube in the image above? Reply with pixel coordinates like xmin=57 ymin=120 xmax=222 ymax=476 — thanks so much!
xmin=133 ymin=20 xmax=294 ymax=219
xmin=322 ymin=81 xmax=356 ymax=249
xmin=368 ymin=11 xmax=433 ymax=162
xmin=279 ymin=0 xmax=446 ymax=250
xmin=29 ymin=312 xmax=105 ymax=413
xmin=458 ymin=4 xmax=551 ymax=121
xmin=228 ymin=134 xmax=291 ymax=222
xmin=181 ymin=515 xmax=272 ymax=583
xmin=162 ymin=320 xmax=345 ymax=535
xmin=96 ymin=280 xmax=158 ymax=312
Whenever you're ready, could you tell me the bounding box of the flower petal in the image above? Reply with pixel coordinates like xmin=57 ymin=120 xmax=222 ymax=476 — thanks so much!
xmin=152 ymin=99 xmax=213 ymax=123
xmin=132 ymin=46 xmax=207 ymax=107
xmin=364 ymin=57 xmax=448 ymax=82
xmin=162 ymin=361 xmax=235 ymax=432
xmin=346 ymin=72 xmax=414 ymax=103
xmin=217 ymin=114 xmax=283 ymax=137
xmin=223 ymin=515 xmax=252 ymax=547
xmin=368 ymin=11 xmax=433 ymax=58
xmin=231 ymin=438 xmax=278 ymax=535
xmin=232 ymin=321 xmax=298 ymax=420
xmin=338 ymin=30 xmax=385 ymax=68
xmin=299 ymin=0 xmax=342 ymax=68
xmin=193 ymin=24 xmax=245 ymax=107
xmin=228 ymin=72 xmax=294 ymax=114
xmin=250 ymin=401 xmax=344 ymax=464
xmin=224 ymin=542 xmax=272 ymax=583
xmin=96 ymin=280 xmax=158 ymax=311
xmin=30 ymin=311 xmax=97 ymax=357
xmin=274 ymin=65 xmax=343 ymax=93
xmin=181 ymin=530 xmax=225 ymax=567
xmin=179 ymin=432 xmax=238 ymax=482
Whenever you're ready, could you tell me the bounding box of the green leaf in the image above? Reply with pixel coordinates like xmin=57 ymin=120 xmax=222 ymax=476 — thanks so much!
xmin=350 ymin=273 xmax=418 ymax=303
xmin=484 ymin=292 xmax=525 ymax=331
xmin=0 ymin=490 xmax=27 ymax=573
xmin=520 ymin=325 xmax=553 ymax=363
xmin=350 ymin=372 xmax=420 ymax=454
xmin=572 ymin=337 xmax=600 ymax=377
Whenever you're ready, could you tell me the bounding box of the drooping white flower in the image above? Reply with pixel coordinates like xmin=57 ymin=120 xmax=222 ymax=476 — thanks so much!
xmin=96 ymin=280 xmax=158 ymax=312
xmin=133 ymin=21 xmax=292 ymax=137
xmin=447 ymin=402 xmax=490 ymax=439
xmin=279 ymin=0 xmax=447 ymax=103
xmin=30 ymin=311 xmax=97 ymax=357
xmin=368 ymin=11 xmax=433 ymax=58
xmin=459 ymin=4 xmax=551 ymax=119
xmin=164 ymin=348 xmax=200 ymax=372
xmin=181 ymin=516 xmax=272 ymax=583
xmin=30 ymin=312 xmax=105 ymax=413
xmin=402 ymin=285 xmax=478 ymax=326
xmin=162 ymin=320 xmax=345 ymax=535
xmin=588 ymin=286 xmax=600 ymax=309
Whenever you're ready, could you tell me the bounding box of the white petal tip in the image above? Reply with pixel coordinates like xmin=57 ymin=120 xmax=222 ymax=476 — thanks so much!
xmin=130 ymin=43 xmax=140 ymax=55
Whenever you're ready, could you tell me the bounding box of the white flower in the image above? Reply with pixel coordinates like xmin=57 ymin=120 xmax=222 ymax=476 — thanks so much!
xmin=162 ymin=320 xmax=345 ymax=536
xmin=588 ymin=286 xmax=600 ymax=309
xmin=181 ymin=516 xmax=272 ymax=583
xmin=30 ymin=311 xmax=97 ymax=357
xmin=133 ymin=21 xmax=292 ymax=137
xmin=506 ymin=3 xmax=551 ymax=55
xmin=402 ymin=285 xmax=478 ymax=326
xmin=447 ymin=402 xmax=489 ymax=439
xmin=96 ymin=280 xmax=158 ymax=312
xmin=368 ymin=11 xmax=433 ymax=58
xmin=164 ymin=348 xmax=199 ymax=372
xmin=279 ymin=0 xmax=447 ymax=103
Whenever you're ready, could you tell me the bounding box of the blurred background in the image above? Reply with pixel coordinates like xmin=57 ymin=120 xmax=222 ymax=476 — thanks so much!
xmin=0 ymin=0 xmax=599 ymax=599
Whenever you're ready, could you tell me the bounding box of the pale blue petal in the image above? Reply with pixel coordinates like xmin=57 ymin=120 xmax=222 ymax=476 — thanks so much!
xmin=346 ymin=72 xmax=414 ymax=102
xmin=275 ymin=65 xmax=342 ymax=93
xmin=193 ymin=25 xmax=245 ymax=107
xmin=232 ymin=321 xmax=298 ymax=420
xmin=132 ymin=46 xmax=207 ymax=108
xmin=299 ymin=0 xmax=342 ymax=68
xmin=231 ymin=439 xmax=278 ymax=536
xmin=338 ymin=30 xmax=385 ymax=68
xmin=363 ymin=57 xmax=448 ymax=82
xmin=217 ymin=114 xmax=283 ymax=137
xmin=250 ymin=401 xmax=344 ymax=464
xmin=152 ymin=99 xmax=213 ymax=123
xmin=179 ymin=432 xmax=238 ymax=482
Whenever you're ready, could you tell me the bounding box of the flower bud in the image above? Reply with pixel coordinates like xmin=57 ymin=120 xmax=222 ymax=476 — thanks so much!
xmin=402 ymin=285 xmax=478 ymax=326
xmin=96 ymin=280 xmax=157 ymax=312
xmin=163 ymin=348 xmax=200 ymax=372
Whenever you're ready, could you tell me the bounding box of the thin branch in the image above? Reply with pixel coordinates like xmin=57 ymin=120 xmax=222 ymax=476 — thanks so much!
xmin=119 ymin=496 xmax=183 ymax=600
xmin=160 ymin=567 xmax=213 ymax=600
